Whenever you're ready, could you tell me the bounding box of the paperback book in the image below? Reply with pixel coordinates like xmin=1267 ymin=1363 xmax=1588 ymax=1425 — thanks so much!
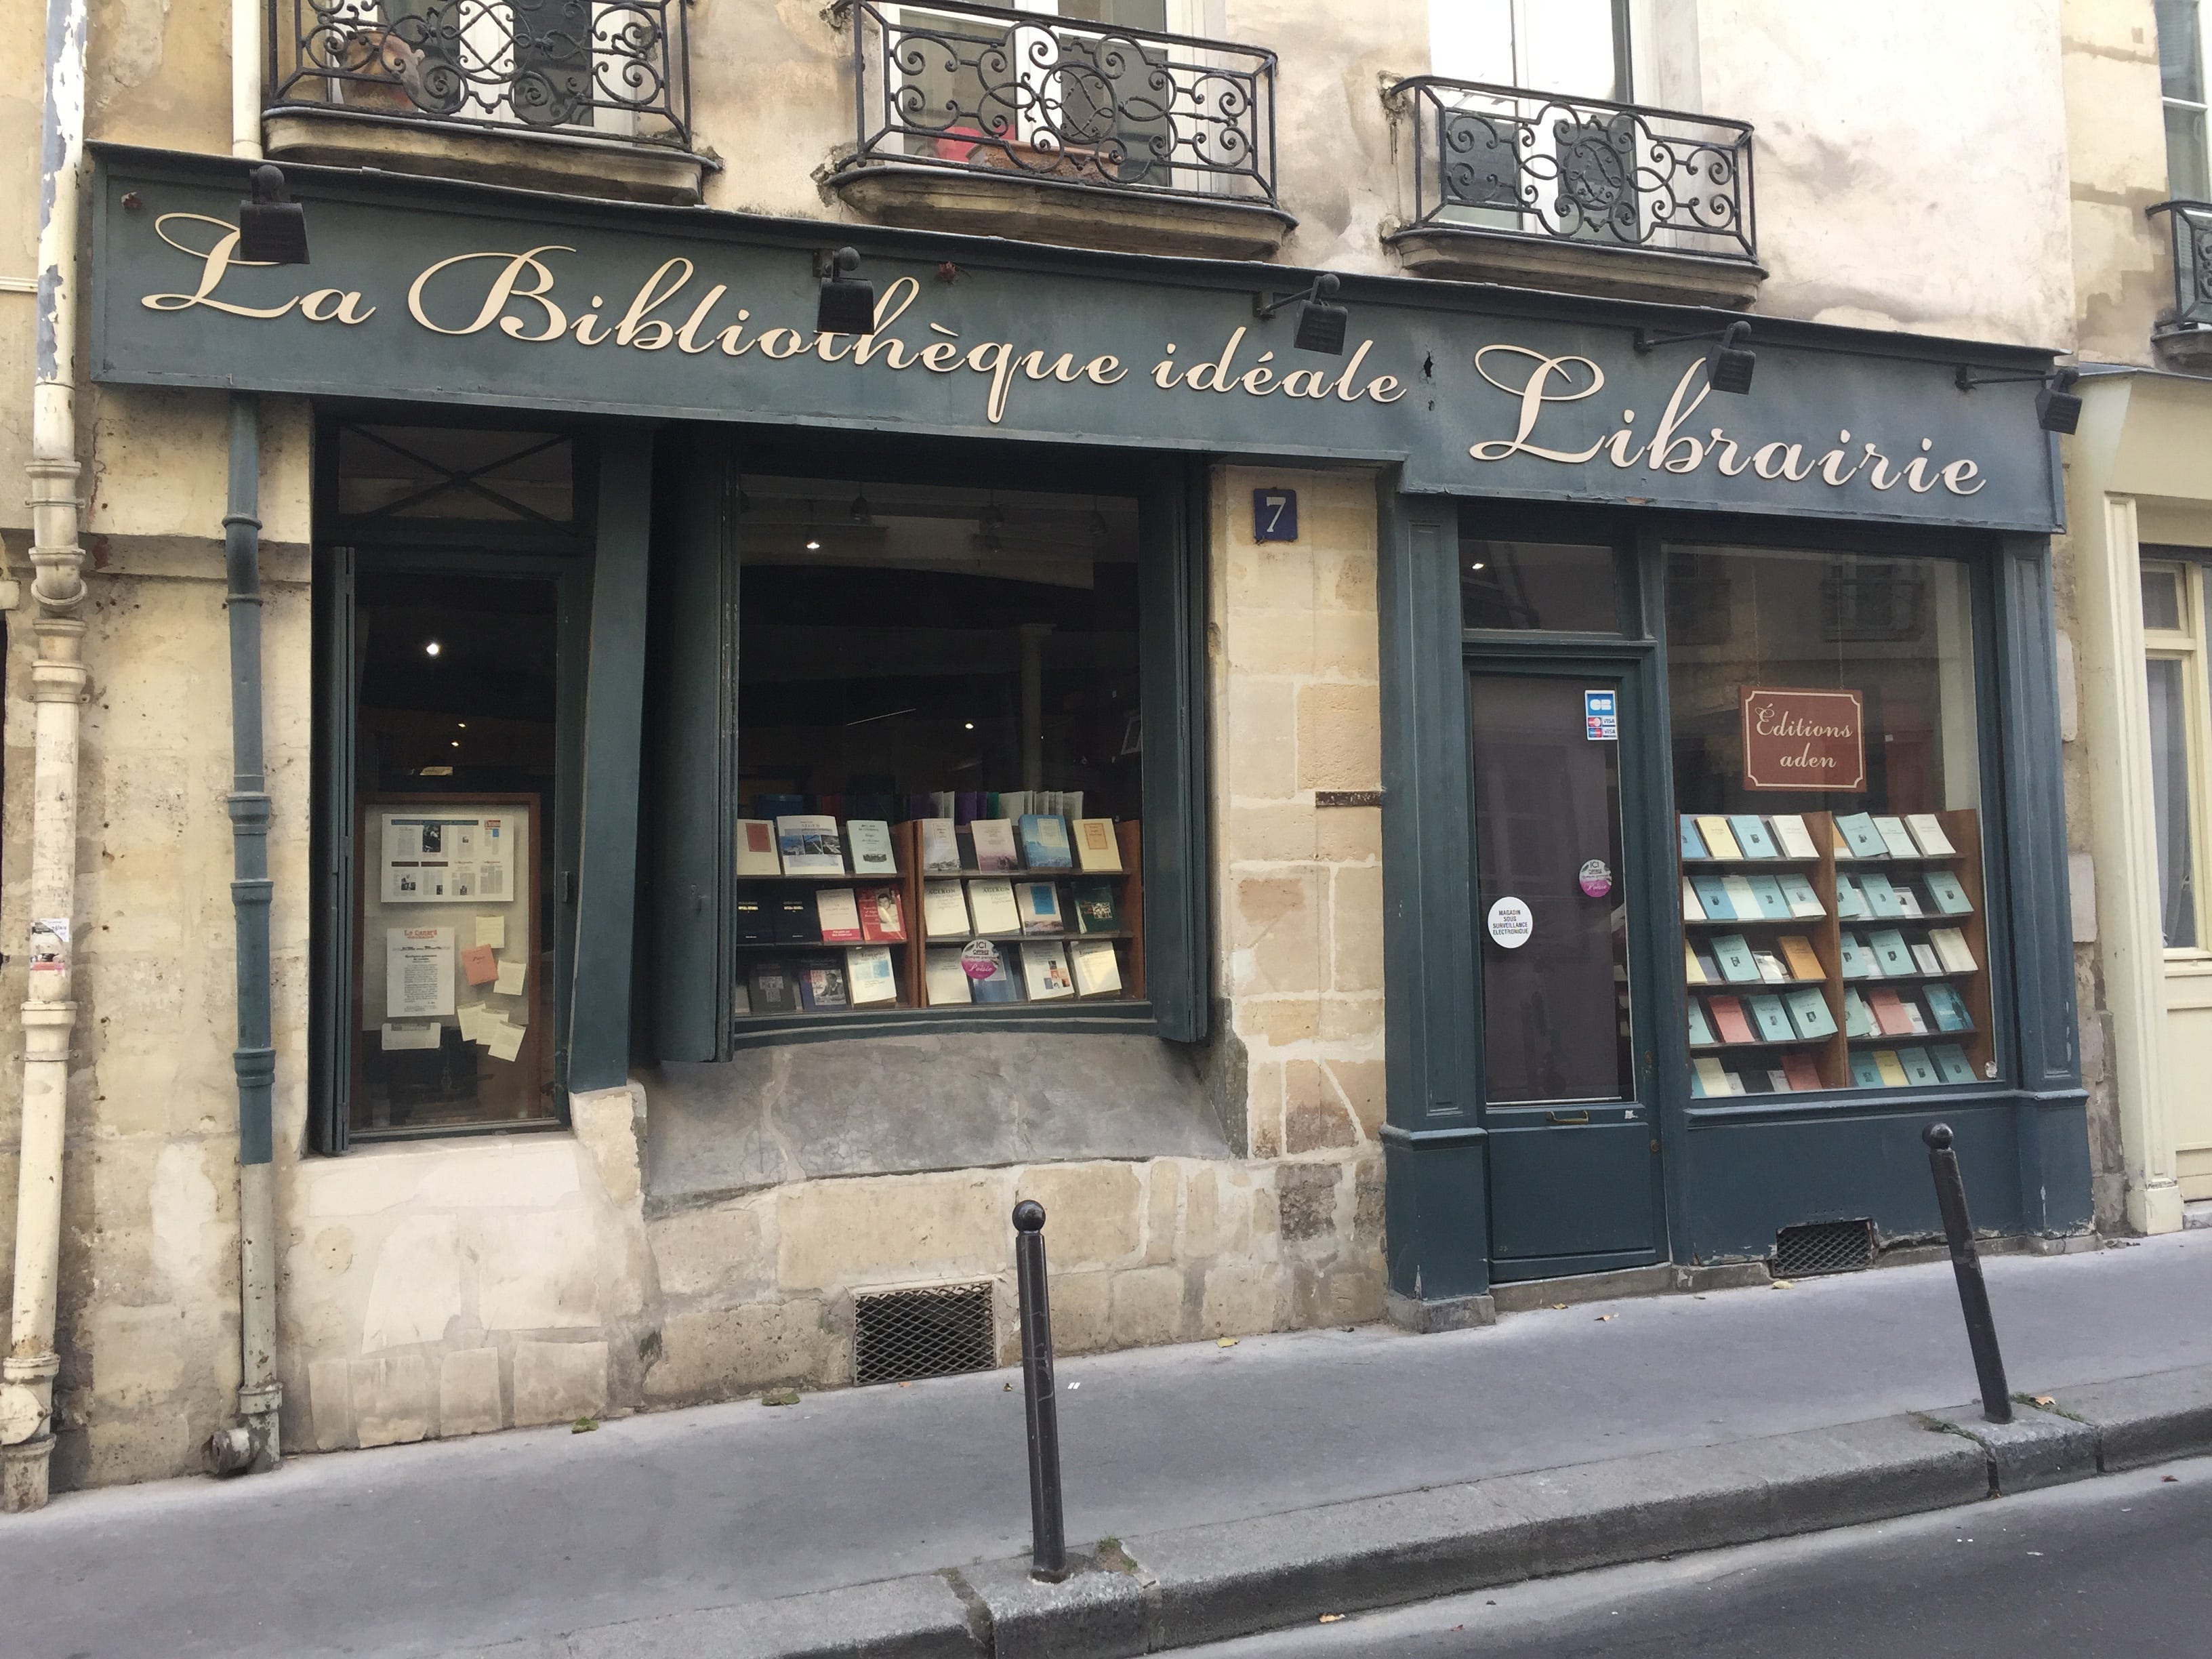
xmin=967 ymin=878 xmax=1021 ymax=936
xmin=924 ymin=947 xmax=974 ymax=1006
xmin=1070 ymin=939 xmax=1122 ymax=997
xmin=1015 ymin=881 xmax=1065 ymax=935
xmin=846 ymin=945 xmax=898 ymax=1006
xmin=857 ymin=886 xmax=907 ymax=943
xmin=735 ymin=818 xmax=781 ymax=876
xmin=846 ymin=820 xmax=897 ymax=876
xmin=747 ymin=960 xmax=796 ymax=1015
xmin=775 ymin=815 xmax=846 ymax=876
xmin=1069 ymin=880 xmax=1122 ymax=933
xmin=815 ymin=888 xmax=864 ymax=944
xmin=970 ymin=819 xmax=1021 ymax=872
xmin=1073 ymin=818 xmax=1124 ymax=872
xmin=1017 ymin=815 xmax=1074 ymax=870
xmin=917 ymin=817 xmax=963 ymax=874
xmin=1020 ymin=942 xmax=1076 ymax=1000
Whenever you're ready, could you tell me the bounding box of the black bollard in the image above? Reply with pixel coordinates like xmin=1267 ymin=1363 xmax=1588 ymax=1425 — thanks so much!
xmin=1921 ymin=1124 xmax=2012 ymax=1424
xmin=1012 ymin=1200 xmax=1068 ymax=1582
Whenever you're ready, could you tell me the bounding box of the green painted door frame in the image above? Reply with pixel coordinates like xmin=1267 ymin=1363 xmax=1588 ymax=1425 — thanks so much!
xmin=1379 ymin=483 xmax=2091 ymax=1315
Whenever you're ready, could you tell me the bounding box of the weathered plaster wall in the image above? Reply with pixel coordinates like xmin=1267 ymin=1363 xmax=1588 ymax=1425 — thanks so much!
xmin=0 ymin=386 xmax=315 ymax=1488
xmin=1694 ymin=1 xmax=2074 ymax=346
xmin=2064 ymin=0 xmax=2171 ymax=368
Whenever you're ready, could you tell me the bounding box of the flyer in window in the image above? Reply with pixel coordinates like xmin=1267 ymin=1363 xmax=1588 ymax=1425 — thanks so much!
xmin=380 ymin=812 xmax=514 ymax=905
xmin=385 ymin=926 xmax=456 ymax=1019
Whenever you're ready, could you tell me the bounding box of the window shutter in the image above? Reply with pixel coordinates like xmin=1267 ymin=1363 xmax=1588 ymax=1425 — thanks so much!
xmin=1139 ymin=460 xmax=1209 ymax=1043
xmin=642 ymin=428 xmax=738 ymax=1062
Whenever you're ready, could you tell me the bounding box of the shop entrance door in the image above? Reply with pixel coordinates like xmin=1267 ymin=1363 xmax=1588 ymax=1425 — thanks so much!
xmin=1469 ymin=670 xmax=1664 ymax=1279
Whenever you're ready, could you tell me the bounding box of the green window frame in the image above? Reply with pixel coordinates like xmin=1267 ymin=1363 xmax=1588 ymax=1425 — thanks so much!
xmin=638 ymin=427 xmax=1212 ymax=1059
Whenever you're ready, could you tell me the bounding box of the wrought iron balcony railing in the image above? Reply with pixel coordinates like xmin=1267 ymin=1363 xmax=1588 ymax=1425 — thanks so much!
xmin=837 ymin=0 xmax=1277 ymax=206
xmin=2150 ymin=201 xmax=2212 ymax=331
xmin=269 ymin=0 xmax=692 ymax=146
xmin=1387 ymin=76 xmax=1755 ymax=262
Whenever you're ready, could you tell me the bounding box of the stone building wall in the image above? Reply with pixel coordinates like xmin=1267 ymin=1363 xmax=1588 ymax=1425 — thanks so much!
xmin=274 ymin=463 xmax=1389 ymax=1456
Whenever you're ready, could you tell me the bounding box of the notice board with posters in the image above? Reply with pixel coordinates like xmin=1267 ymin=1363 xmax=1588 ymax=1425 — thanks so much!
xmin=354 ymin=794 xmax=546 ymax=1132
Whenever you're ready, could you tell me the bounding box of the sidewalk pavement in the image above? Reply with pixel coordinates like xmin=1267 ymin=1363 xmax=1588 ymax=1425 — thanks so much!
xmin=1 ymin=1233 xmax=2206 ymax=1659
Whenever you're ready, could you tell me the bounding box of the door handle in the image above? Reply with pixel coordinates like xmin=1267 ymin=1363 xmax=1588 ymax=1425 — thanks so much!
xmin=1545 ymin=1109 xmax=1592 ymax=1126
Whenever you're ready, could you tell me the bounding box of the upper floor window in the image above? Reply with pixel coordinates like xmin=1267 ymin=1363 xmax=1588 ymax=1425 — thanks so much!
xmin=1431 ymin=0 xmax=1631 ymax=100
xmin=2162 ymin=0 xmax=2211 ymax=199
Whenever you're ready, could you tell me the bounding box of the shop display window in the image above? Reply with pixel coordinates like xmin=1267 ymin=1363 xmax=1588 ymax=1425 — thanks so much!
xmin=1666 ymin=546 xmax=1996 ymax=1096
xmin=733 ymin=476 xmax=1147 ymax=1024
xmin=348 ymin=572 xmax=562 ymax=1134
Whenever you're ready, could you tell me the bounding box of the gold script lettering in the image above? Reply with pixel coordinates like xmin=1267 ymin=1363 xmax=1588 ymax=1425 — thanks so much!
xmin=141 ymin=215 xmax=301 ymax=320
xmin=1467 ymin=346 xmax=1606 ymax=464
xmin=408 ymin=246 xmax=574 ymax=340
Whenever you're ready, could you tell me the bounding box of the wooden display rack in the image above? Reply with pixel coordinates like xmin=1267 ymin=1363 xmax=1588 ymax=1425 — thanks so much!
xmin=1679 ymin=808 xmax=1992 ymax=1094
xmin=733 ymin=818 xmax=1145 ymax=1019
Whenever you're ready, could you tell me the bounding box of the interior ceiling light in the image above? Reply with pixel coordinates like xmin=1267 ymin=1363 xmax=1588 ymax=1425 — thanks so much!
xmin=1253 ymin=272 xmax=1348 ymax=356
xmin=850 ymin=486 xmax=874 ymax=522
xmin=1632 ymin=319 xmax=1756 ymax=394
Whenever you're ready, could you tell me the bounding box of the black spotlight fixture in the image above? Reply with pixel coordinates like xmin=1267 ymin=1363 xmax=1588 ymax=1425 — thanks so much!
xmin=815 ymin=247 xmax=877 ymax=336
xmin=1954 ymin=363 xmax=2083 ymax=435
xmin=1632 ymin=319 xmax=1755 ymax=394
xmin=237 ymin=164 xmax=308 ymax=266
xmin=1254 ymin=272 xmax=1349 ymax=355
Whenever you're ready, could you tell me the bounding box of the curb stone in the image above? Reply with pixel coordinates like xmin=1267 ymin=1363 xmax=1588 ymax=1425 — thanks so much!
xmin=1918 ymin=1401 xmax=2098 ymax=1494
xmin=442 ymin=1372 xmax=2212 ymax=1659
xmin=2046 ymin=1364 xmax=2212 ymax=1472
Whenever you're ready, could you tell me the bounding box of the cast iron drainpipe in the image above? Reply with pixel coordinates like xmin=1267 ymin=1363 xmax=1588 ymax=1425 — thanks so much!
xmin=207 ymin=394 xmax=282 ymax=1477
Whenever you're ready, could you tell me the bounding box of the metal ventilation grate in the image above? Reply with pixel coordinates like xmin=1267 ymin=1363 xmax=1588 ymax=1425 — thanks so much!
xmin=1772 ymin=1218 xmax=1876 ymax=1279
xmin=853 ymin=1282 xmax=998 ymax=1387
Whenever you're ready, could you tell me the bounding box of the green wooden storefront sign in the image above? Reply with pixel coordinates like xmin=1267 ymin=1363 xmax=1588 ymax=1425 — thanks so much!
xmin=91 ymin=146 xmax=2062 ymax=531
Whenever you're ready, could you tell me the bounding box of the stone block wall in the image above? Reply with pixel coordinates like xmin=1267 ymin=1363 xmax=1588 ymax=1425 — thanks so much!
xmin=0 ymin=388 xmax=316 ymax=1488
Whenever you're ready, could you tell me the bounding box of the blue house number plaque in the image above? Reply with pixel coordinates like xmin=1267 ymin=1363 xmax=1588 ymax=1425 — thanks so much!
xmin=1253 ymin=489 xmax=1298 ymax=542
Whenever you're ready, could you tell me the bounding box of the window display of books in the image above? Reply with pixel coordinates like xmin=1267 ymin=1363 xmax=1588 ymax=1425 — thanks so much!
xmin=731 ymin=802 xmax=1143 ymax=1023
xmin=1679 ymin=808 xmax=1992 ymax=1096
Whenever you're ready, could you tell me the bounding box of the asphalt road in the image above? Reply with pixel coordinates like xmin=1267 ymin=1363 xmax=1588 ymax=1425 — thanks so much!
xmin=1186 ymin=1456 xmax=2212 ymax=1658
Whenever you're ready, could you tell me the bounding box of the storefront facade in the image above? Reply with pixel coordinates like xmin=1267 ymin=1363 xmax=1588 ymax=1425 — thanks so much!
xmin=57 ymin=138 xmax=2091 ymax=1455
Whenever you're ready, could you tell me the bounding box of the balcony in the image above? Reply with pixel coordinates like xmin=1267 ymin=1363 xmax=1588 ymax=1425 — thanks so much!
xmin=264 ymin=0 xmax=710 ymax=202
xmin=2149 ymin=201 xmax=2212 ymax=373
xmin=825 ymin=0 xmax=1292 ymax=261
xmin=1382 ymin=77 xmax=1762 ymax=308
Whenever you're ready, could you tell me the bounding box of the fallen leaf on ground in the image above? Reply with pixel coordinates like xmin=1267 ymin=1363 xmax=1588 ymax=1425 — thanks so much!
xmin=1318 ymin=1614 xmax=1344 ymax=1624
xmin=1218 ymin=1337 xmax=1238 ymax=1348
xmin=571 ymin=1418 xmax=598 ymax=1433
xmin=1771 ymin=1279 xmax=1797 ymax=1290
xmin=1553 ymin=1303 xmax=1568 ymax=1310
xmin=2031 ymin=1394 xmax=2055 ymax=1407
xmin=899 ymin=1381 xmax=912 ymax=1388
xmin=2164 ymin=1475 xmax=2179 ymax=1483
xmin=762 ymin=1389 xmax=801 ymax=1408
xmin=1595 ymin=1313 xmax=1616 ymax=1322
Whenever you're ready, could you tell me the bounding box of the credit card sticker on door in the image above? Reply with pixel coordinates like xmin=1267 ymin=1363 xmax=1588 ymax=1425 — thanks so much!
xmin=1584 ymin=689 xmax=1618 ymax=741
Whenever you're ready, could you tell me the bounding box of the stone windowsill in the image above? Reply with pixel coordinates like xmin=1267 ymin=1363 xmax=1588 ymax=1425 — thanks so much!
xmin=263 ymin=106 xmax=715 ymax=206
xmin=2153 ymin=323 xmax=2212 ymax=376
xmin=830 ymin=161 xmax=1295 ymax=262
xmin=1387 ymin=224 xmax=1766 ymax=310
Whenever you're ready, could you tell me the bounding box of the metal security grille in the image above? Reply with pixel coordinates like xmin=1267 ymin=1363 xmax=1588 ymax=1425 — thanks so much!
xmin=853 ymin=1282 xmax=998 ymax=1386
xmin=1772 ymin=1218 xmax=1876 ymax=1278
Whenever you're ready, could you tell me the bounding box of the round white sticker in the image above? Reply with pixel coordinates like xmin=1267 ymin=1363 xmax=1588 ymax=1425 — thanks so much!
xmin=1486 ymin=896 xmax=1534 ymax=949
